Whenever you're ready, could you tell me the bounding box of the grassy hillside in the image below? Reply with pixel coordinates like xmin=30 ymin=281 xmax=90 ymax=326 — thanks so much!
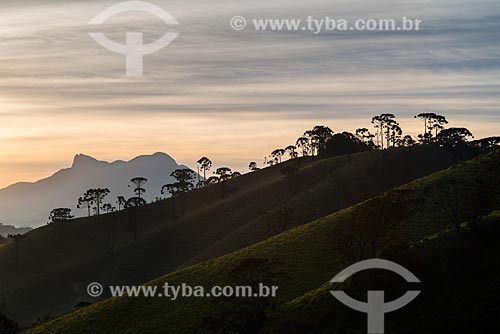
xmin=265 ymin=211 xmax=500 ymax=334
xmin=0 ymin=146 xmax=461 ymax=325
xmin=27 ymin=149 xmax=500 ymax=334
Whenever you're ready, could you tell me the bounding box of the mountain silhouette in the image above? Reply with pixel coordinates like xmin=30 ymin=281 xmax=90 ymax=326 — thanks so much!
xmin=0 ymin=152 xmax=190 ymax=228
xmin=0 ymin=223 xmax=32 ymax=237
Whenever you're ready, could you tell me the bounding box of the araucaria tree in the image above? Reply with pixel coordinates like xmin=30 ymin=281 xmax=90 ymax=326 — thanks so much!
xmin=77 ymin=188 xmax=110 ymax=216
xmin=355 ymin=128 xmax=375 ymax=147
xmin=371 ymin=114 xmax=399 ymax=149
xmin=77 ymin=190 xmax=94 ymax=217
xmin=161 ymin=169 xmax=196 ymax=219
xmin=215 ymin=167 xmax=232 ymax=181
xmin=102 ymin=203 xmax=115 ymax=213
xmin=92 ymin=188 xmax=110 ymax=215
xmin=285 ymin=145 xmax=298 ymax=159
xmin=296 ymin=136 xmax=310 ymax=156
xmin=304 ymin=125 xmax=334 ymax=156
xmin=271 ymin=149 xmax=286 ymax=163
xmin=125 ymin=178 xmax=148 ymax=209
xmin=130 ymin=177 xmax=148 ymax=199
xmin=429 ymin=114 xmax=448 ymax=137
xmin=414 ymin=113 xmax=448 ymax=143
xmin=48 ymin=208 xmax=74 ymax=239
xmin=415 ymin=112 xmax=434 ymax=142
xmin=161 ymin=168 xmax=197 ymax=197
xmin=197 ymin=157 xmax=212 ymax=184
xmin=388 ymin=122 xmax=402 ymax=147
xmin=116 ymin=196 xmax=126 ymax=210
xmin=48 ymin=208 xmax=74 ymax=224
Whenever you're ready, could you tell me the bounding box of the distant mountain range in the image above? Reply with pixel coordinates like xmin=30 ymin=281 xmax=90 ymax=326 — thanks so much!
xmin=0 ymin=223 xmax=32 ymax=237
xmin=0 ymin=152 xmax=191 ymax=228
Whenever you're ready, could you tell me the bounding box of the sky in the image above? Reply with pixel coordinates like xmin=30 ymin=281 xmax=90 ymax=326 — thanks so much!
xmin=0 ymin=0 xmax=500 ymax=188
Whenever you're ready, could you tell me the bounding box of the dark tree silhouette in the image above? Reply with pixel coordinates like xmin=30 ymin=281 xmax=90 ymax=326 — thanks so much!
xmin=271 ymin=149 xmax=285 ymax=163
xmin=371 ymin=115 xmax=384 ymax=148
xmin=124 ymin=178 xmax=148 ymax=212
xmin=400 ymin=135 xmax=416 ymax=147
xmin=161 ymin=169 xmax=197 ymax=197
xmin=197 ymin=157 xmax=212 ymax=183
xmin=435 ymin=127 xmax=473 ymax=148
xmin=355 ymin=128 xmax=375 ymax=147
xmin=102 ymin=203 xmax=115 ymax=213
xmin=388 ymin=122 xmax=402 ymax=147
xmin=230 ymin=171 xmax=241 ymax=179
xmin=48 ymin=208 xmax=73 ymax=241
xmin=414 ymin=112 xmax=435 ymax=142
xmin=265 ymin=156 xmax=278 ymax=166
xmin=215 ymin=167 xmax=232 ymax=181
xmin=124 ymin=197 xmax=146 ymax=208
xmin=285 ymin=145 xmax=298 ymax=159
xmin=91 ymin=188 xmax=110 ymax=216
xmin=48 ymin=208 xmax=74 ymax=225
xmin=470 ymin=136 xmax=500 ymax=154
xmin=116 ymin=196 xmax=126 ymax=210
xmin=161 ymin=169 xmax=196 ymax=220
xmin=324 ymin=132 xmax=372 ymax=157
xmin=249 ymin=161 xmax=259 ymax=171
xmin=77 ymin=191 xmax=93 ymax=217
xmin=206 ymin=176 xmax=220 ymax=185
xmin=371 ymin=114 xmax=397 ymax=149
xmin=415 ymin=113 xmax=448 ymax=143
xmin=78 ymin=188 xmax=110 ymax=216
xmin=304 ymin=125 xmax=334 ymax=156
xmin=429 ymin=114 xmax=448 ymax=137
xmin=296 ymin=136 xmax=310 ymax=156
xmin=130 ymin=177 xmax=147 ymax=199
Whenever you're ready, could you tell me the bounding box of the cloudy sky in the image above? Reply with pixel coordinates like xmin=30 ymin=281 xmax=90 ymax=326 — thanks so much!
xmin=0 ymin=0 xmax=499 ymax=187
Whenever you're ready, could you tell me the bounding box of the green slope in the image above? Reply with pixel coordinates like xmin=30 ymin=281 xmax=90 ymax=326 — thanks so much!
xmin=0 ymin=146 xmax=461 ymax=325
xmin=266 ymin=211 xmax=500 ymax=334
xmin=28 ymin=149 xmax=500 ymax=334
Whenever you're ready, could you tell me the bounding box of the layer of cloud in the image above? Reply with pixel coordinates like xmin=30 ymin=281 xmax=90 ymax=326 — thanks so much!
xmin=0 ymin=0 xmax=499 ymax=186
